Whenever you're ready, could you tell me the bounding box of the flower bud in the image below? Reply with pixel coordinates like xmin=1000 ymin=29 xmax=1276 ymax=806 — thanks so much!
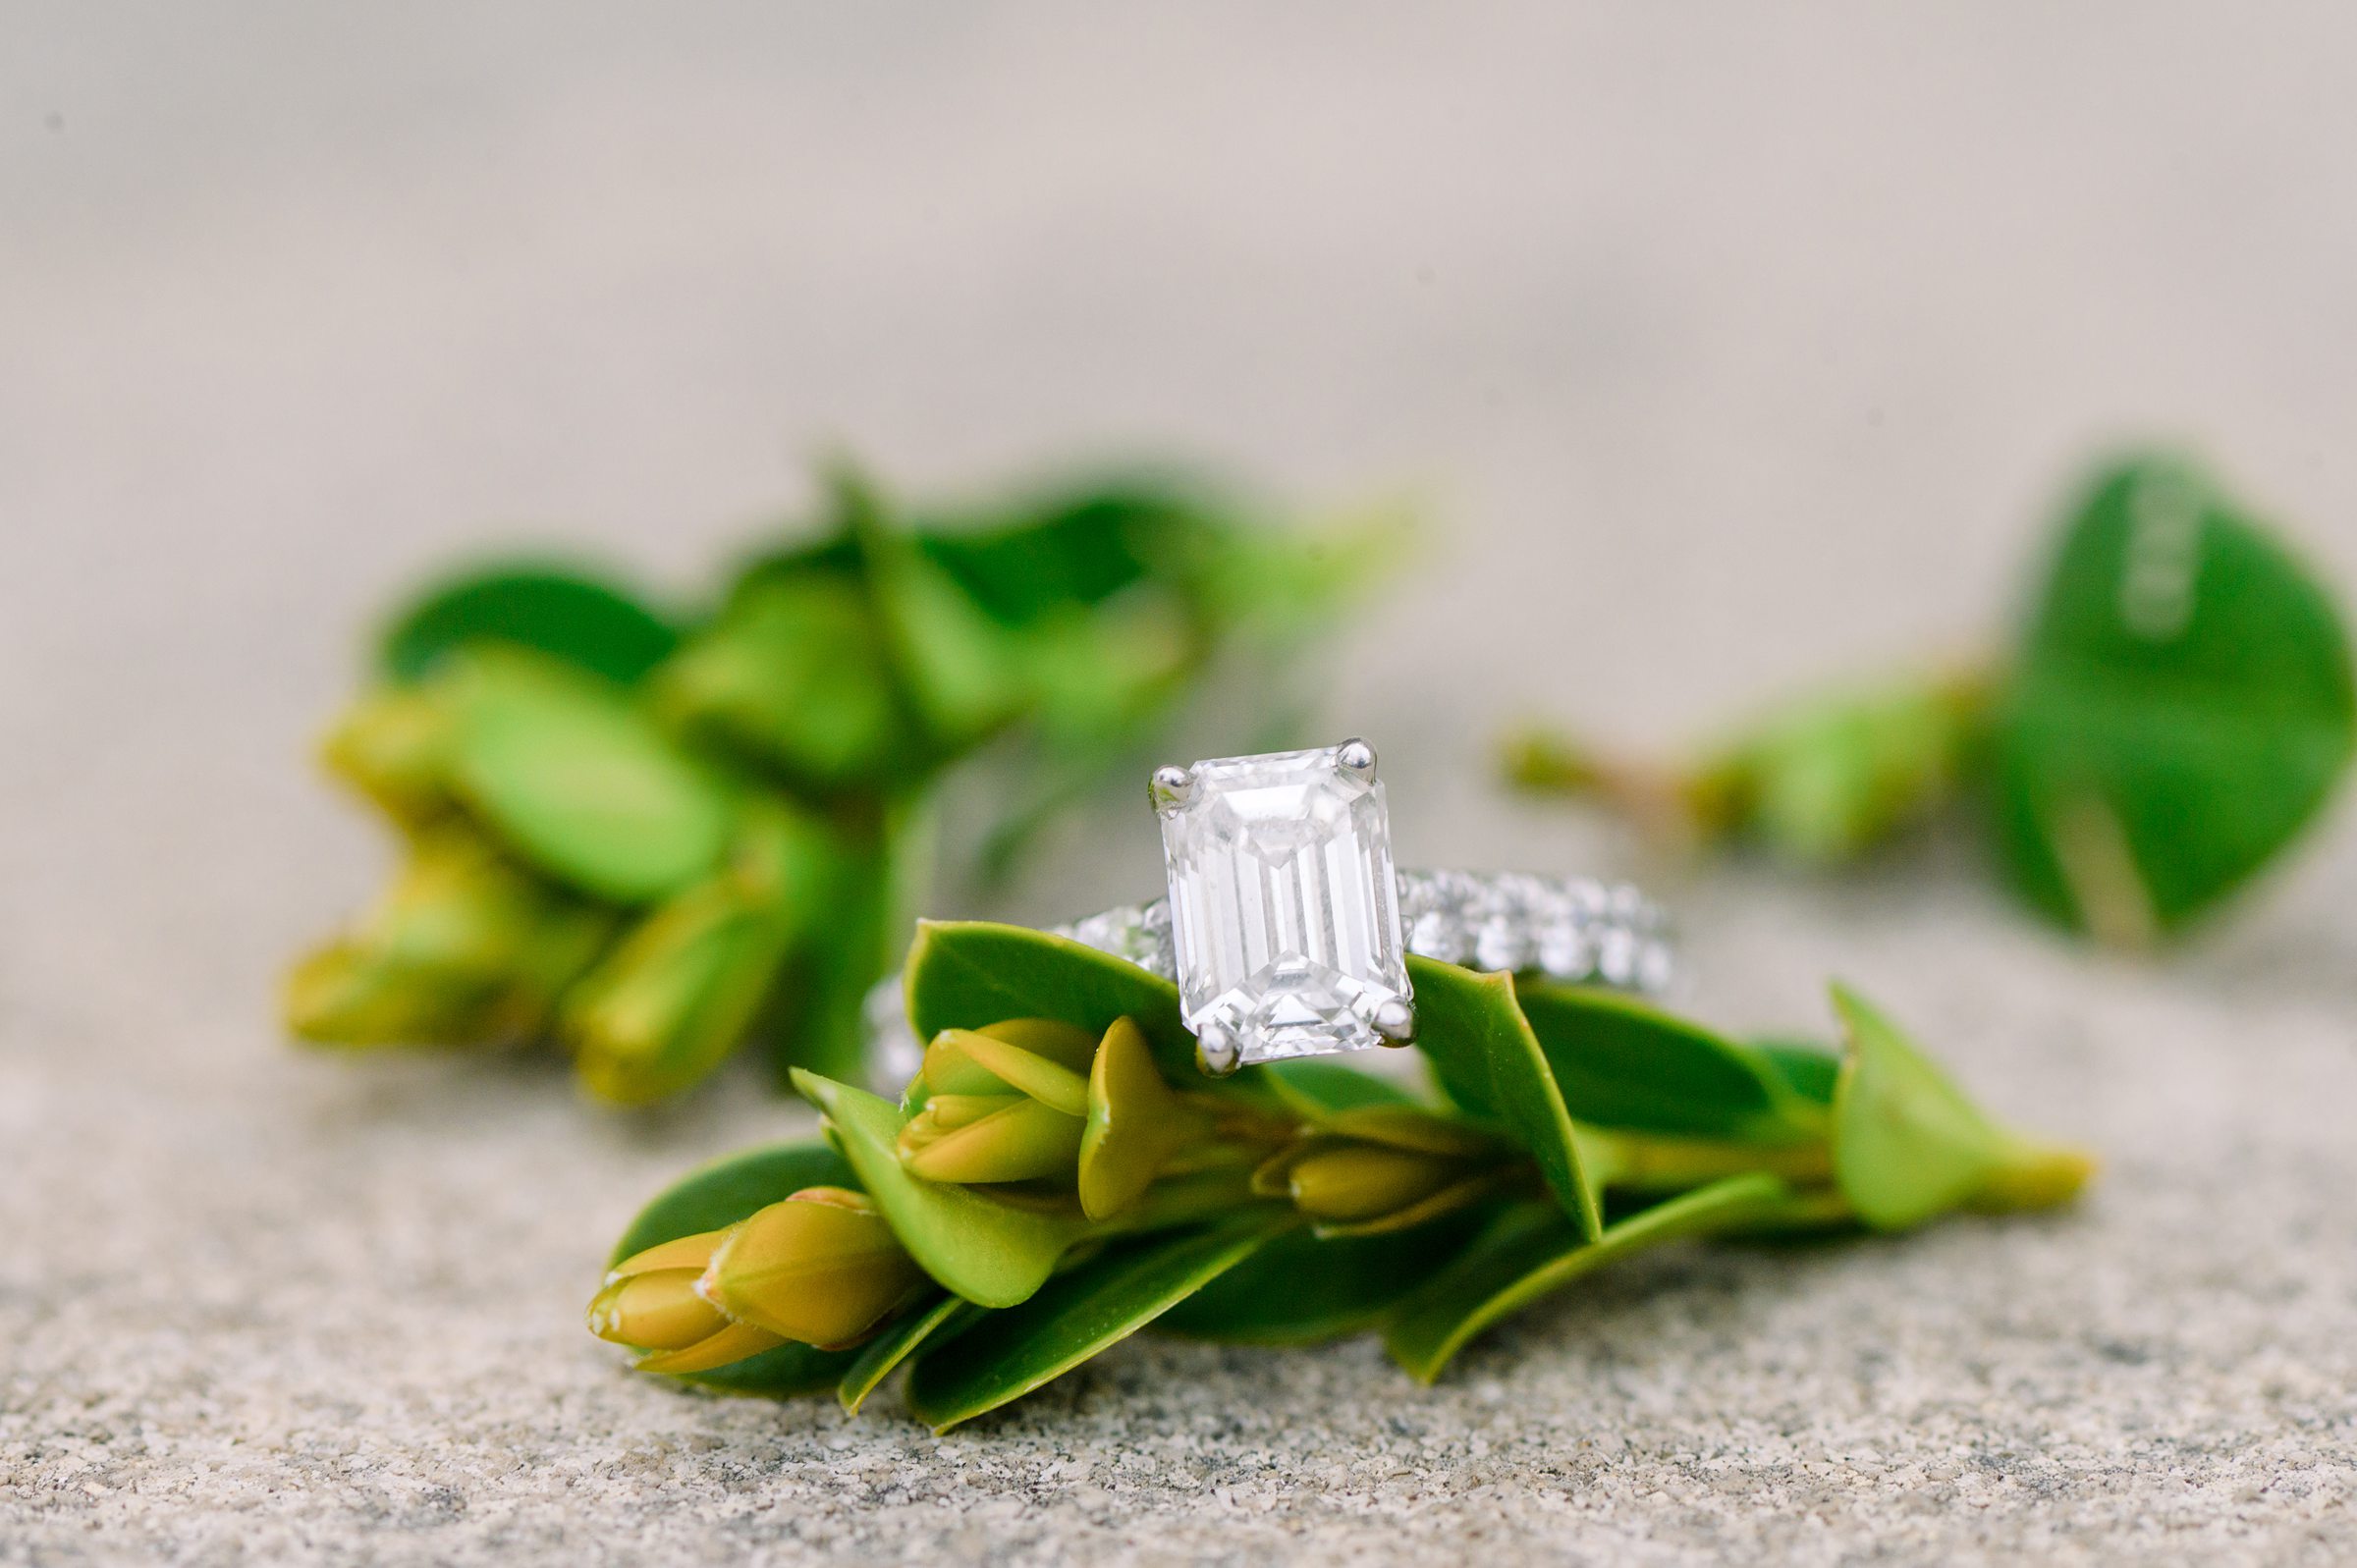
xmin=1265 ymin=1138 xmax=1509 ymax=1235
xmin=588 ymin=1224 xmax=791 ymax=1375
xmin=565 ymin=877 xmax=793 ymax=1107
xmin=284 ymin=829 xmax=610 ymax=1046
xmin=704 ymin=1187 xmax=926 ymax=1349
xmin=920 ymin=1020 xmax=1096 ymax=1104
xmin=899 ymin=1096 xmax=1084 ymax=1184
xmin=319 ymin=684 xmax=456 ymax=825
xmin=1076 ymin=1017 xmax=1213 ymax=1220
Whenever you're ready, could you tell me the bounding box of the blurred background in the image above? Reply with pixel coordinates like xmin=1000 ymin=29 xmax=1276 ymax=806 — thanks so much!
xmin=7 ymin=5 xmax=2357 ymax=1560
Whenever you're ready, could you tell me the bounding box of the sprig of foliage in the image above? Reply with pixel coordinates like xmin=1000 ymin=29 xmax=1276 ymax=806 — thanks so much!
xmin=286 ymin=462 xmax=1398 ymax=1103
xmin=588 ymin=922 xmax=2091 ymax=1430
xmin=1505 ymin=454 xmax=2356 ymax=943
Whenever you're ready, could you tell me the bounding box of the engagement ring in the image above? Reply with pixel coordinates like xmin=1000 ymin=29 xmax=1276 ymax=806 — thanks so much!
xmin=870 ymin=739 xmax=1674 ymax=1080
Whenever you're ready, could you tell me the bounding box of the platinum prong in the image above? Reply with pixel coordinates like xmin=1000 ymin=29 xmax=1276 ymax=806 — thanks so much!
xmin=1371 ymin=997 xmax=1416 ymax=1048
xmin=1149 ymin=764 xmax=1197 ymax=815
xmin=1194 ymin=1021 xmax=1242 ymax=1077
xmin=1336 ymin=737 xmax=1377 ymax=781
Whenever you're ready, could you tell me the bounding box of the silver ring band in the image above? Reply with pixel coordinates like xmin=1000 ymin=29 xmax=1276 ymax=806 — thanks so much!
xmin=863 ymin=868 xmax=1674 ymax=1086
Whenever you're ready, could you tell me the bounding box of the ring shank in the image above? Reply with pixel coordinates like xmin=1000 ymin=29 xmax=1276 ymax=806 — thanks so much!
xmin=862 ymin=869 xmax=1675 ymax=1086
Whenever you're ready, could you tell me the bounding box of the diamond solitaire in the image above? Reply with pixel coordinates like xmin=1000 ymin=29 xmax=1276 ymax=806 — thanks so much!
xmin=1152 ymin=740 xmax=1413 ymax=1074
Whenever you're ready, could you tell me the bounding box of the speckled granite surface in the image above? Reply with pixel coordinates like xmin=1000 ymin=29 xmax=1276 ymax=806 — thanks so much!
xmin=7 ymin=7 xmax=2357 ymax=1563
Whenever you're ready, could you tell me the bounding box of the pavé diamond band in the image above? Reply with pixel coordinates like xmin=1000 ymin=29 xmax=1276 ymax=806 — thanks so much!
xmin=866 ymin=739 xmax=1675 ymax=1083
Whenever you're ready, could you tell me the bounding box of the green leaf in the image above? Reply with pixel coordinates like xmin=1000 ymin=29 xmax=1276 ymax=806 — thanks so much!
xmin=903 ymin=921 xmax=1193 ymax=1078
xmin=912 ymin=480 xmax=1208 ymax=623
xmin=1154 ymin=1215 xmax=1486 ymax=1346
xmin=445 ymin=650 xmax=737 ymax=903
xmin=904 ymin=1216 xmax=1287 ymax=1433
xmin=379 ymin=563 xmax=683 ymax=687
xmin=792 ymin=1069 xmax=1089 ymax=1309
xmin=653 ymin=572 xmax=907 ymax=791
xmin=1753 ymin=1039 xmax=1842 ymax=1107
xmin=608 ymin=1141 xmax=855 ymax=1264
xmin=837 ymin=1293 xmax=974 ymax=1414
xmin=1383 ymin=1174 xmax=1793 ymax=1383
xmin=1407 ymin=957 xmax=1602 ymax=1241
xmin=1694 ymin=674 xmax=1987 ymax=863
xmin=1514 ymin=982 xmax=1825 ymax=1145
xmin=1260 ymin=1058 xmax=1420 ymax=1121
xmin=605 ymin=1140 xmax=860 ymax=1396
xmin=766 ymin=800 xmax=932 ymax=1086
xmin=1992 ymin=455 xmax=2357 ymax=939
xmin=1829 ymin=985 xmax=2026 ymax=1231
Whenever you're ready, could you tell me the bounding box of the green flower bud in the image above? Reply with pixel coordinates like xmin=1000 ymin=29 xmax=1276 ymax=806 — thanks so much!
xmin=565 ymin=876 xmax=794 ymax=1108
xmin=1076 ymin=1017 xmax=1214 ymax=1220
xmin=899 ymin=1096 xmax=1085 ymax=1184
xmin=704 ymin=1187 xmax=926 ymax=1350
xmin=284 ymin=829 xmax=610 ymax=1046
xmin=1260 ymin=1137 xmax=1510 ymax=1236
xmin=920 ymin=1026 xmax=1090 ymax=1113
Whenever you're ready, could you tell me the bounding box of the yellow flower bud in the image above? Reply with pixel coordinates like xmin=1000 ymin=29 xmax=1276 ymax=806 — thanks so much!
xmin=565 ymin=877 xmax=792 ymax=1107
xmin=920 ymin=1020 xmax=1096 ymax=1104
xmin=285 ymin=830 xmax=610 ymax=1046
xmin=319 ymin=684 xmax=456 ymax=826
xmin=1270 ymin=1140 xmax=1511 ymax=1236
xmin=587 ymin=1224 xmax=791 ymax=1374
xmin=705 ymin=1188 xmax=927 ymax=1350
xmin=900 ymin=1097 xmax=1085 ymax=1185
xmin=1076 ymin=1017 xmax=1213 ymax=1220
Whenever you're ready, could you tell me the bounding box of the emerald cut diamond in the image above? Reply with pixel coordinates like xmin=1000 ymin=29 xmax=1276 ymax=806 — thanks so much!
xmin=1155 ymin=741 xmax=1410 ymax=1068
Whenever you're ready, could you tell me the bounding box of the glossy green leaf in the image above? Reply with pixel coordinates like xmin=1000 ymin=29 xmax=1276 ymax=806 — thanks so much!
xmin=1992 ymin=456 xmax=2357 ymax=939
xmin=904 ymin=1216 xmax=1287 ymax=1432
xmin=380 ymin=563 xmax=683 ymax=687
xmin=903 ymin=921 xmax=1193 ymax=1078
xmin=792 ymin=1069 xmax=1088 ymax=1308
xmin=837 ymin=1293 xmax=974 ymax=1414
xmin=1383 ymin=1174 xmax=1793 ymax=1383
xmin=605 ymin=1140 xmax=859 ymax=1396
xmin=609 ymin=1141 xmax=855 ymax=1264
xmin=1154 ymin=1215 xmax=1486 ymax=1346
xmin=444 ymin=650 xmax=736 ymax=903
xmin=1829 ymin=985 xmax=2056 ymax=1230
xmin=1514 ymin=982 xmax=1825 ymax=1145
xmin=1260 ymin=1058 xmax=1420 ymax=1121
xmin=1408 ymin=957 xmax=1601 ymax=1241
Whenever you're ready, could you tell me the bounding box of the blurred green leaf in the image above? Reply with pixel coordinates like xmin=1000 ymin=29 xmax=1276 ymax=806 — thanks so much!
xmin=837 ymin=1293 xmax=974 ymax=1414
xmin=653 ymin=572 xmax=908 ymax=791
xmin=1154 ymin=1216 xmax=1486 ymax=1346
xmin=1992 ymin=456 xmax=2356 ymax=940
xmin=1514 ymin=983 xmax=1826 ymax=1145
xmin=604 ymin=1139 xmax=862 ymax=1397
xmin=903 ymin=921 xmax=1193 ymax=1080
xmin=1382 ymin=1174 xmax=1794 ymax=1383
xmin=445 ymin=649 xmax=738 ymax=903
xmin=1753 ymin=1039 xmax=1842 ymax=1106
xmin=904 ymin=1216 xmax=1287 ymax=1433
xmin=912 ymin=481 xmax=1208 ymax=623
xmin=792 ymin=1069 xmax=1089 ymax=1308
xmin=1409 ymin=957 xmax=1602 ymax=1241
xmin=380 ymin=563 xmax=682 ymax=687
xmin=1829 ymin=985 xmax=2089 ymax=1230
xmin=1693 ymin=674 xmax=1988 ymax=862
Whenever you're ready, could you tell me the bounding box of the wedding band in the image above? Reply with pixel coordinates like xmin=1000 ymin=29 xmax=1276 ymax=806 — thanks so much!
xmin=867 ymin=740 xmax=1674 ymax=1081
